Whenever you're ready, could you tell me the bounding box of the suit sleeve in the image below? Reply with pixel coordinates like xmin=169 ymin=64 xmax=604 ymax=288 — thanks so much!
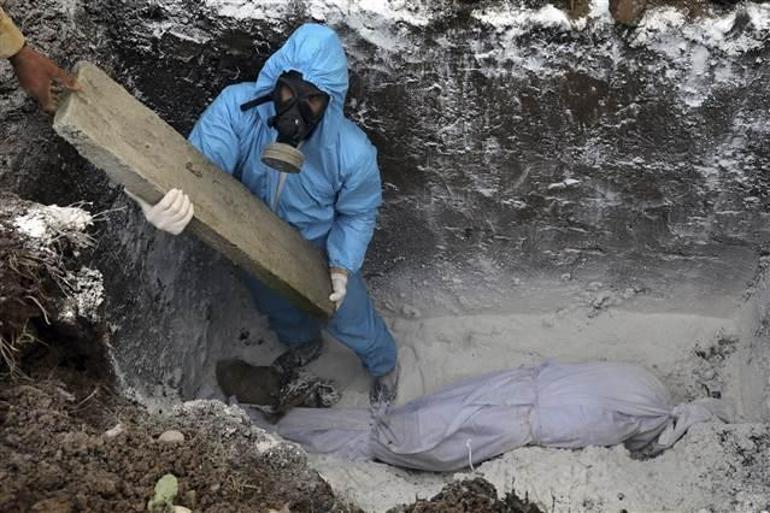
xmin=0 ymin=7 xmax=26 ymax=59
xmin=188 ymin=86 xmax=244 ymax=175
xmin=326 ymin=146 xmax=382 ymax=274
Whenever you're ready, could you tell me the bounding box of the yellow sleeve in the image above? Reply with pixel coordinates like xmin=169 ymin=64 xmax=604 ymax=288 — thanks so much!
xmin=0 ymin=7 xmax=26 ymax=59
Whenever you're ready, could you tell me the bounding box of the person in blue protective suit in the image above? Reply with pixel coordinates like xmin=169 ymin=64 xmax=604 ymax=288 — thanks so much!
xmin=127 ymin=23 xmax=400 ymax=406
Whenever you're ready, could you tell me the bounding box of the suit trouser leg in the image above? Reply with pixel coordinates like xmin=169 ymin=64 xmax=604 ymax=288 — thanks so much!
xmin=244 ymin=274 xmax=322 ymax=348
xmin=245 ymin=273 xmax=397 ymax=376
xmin=325 ymin=272 xmax=398 ymax=377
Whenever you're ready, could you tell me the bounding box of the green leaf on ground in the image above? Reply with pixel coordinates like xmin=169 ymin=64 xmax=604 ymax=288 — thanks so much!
xmin=148 ymin=474 xmax=179 ymax=512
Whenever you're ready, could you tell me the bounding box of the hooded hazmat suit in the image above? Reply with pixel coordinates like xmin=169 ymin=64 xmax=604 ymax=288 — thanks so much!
xmin=188 ymin=24 xmax=397 ymax=377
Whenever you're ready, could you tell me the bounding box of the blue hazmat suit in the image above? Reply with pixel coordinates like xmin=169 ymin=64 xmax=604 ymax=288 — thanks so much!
xmin=188 ymin=24 xmax=397 ymax=377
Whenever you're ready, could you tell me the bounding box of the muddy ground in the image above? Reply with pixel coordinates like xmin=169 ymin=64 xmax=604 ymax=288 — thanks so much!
xmin=0 ymin=339 xmax=357 ymax=513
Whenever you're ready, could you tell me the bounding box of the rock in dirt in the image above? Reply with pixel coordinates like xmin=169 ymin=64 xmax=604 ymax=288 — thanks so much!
xmin=104 ymin=423 xmax=125 ymax=439
xmin=216 ymin=359 xmax=282 ymax=406
xmin=55 ymin=387 xmax=76 ymax=402
xmin=173 ymin=506 xmax=192 ymax=513
xmin=158 ymin=430 xmax=185 ymax=444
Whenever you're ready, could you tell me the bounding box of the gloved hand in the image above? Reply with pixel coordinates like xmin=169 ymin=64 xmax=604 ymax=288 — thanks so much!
xmin=125 ymin=188 xmax=194 ymax=235
xmin=329 ymin=268 xmax=349 ymax=311
xmin=10 ymin=45 xmax=80 ymax=113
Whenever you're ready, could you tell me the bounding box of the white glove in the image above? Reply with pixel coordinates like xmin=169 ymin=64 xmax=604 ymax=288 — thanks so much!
xmin=329 ymin=268 xmax=349 ymax=310
xmin=125 ymin=188 xmax=194 ymax=235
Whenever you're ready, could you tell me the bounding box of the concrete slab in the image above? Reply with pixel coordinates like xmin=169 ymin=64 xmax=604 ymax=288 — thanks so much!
xmin=53 ymin=62 xmax=334 ymax=318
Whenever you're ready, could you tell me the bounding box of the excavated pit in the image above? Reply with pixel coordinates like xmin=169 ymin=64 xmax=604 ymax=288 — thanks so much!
xmin=1 ymin=0 xmax=769 ymax=511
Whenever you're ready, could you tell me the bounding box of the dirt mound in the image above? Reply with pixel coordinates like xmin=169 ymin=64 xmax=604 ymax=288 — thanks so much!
xmin=390 ymin=479 xmax=543 ymax=513
xmin=0 ymin=349 xmax=359 ymax=513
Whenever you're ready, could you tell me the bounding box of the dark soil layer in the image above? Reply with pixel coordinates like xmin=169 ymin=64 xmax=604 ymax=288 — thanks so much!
xmin=0 ymin=344 xmax=359 ymax=513
xmin=390 ymin=479 xmax=543 ymax=513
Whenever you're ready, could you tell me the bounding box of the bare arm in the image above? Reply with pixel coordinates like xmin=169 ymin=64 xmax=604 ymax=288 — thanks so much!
xmin=1 ymin=6 xmax=80 ymax=112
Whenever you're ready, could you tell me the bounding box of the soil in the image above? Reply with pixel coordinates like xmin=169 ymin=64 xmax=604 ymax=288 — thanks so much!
xmin=388 ymin=479 xmax=543 ymax=513
xmin=0 ymin=341 xmax=359 ymax=513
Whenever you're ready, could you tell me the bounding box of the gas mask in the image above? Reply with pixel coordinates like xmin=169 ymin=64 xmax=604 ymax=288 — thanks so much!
xmin=240 ymin=71 xmax=330 ymax=173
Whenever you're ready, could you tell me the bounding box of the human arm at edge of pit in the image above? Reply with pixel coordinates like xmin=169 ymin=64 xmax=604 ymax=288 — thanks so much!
xmin=1 ymin=6 xmax=80 ymax=112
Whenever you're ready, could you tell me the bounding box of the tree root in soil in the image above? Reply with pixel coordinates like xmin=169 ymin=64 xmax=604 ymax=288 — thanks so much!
xmin=0 ymin=192 xmax=97 ymax=375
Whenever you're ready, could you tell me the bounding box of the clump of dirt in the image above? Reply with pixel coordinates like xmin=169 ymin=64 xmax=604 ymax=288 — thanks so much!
xmin=389 ymin=479 xmax=544 ymax=513
xmin=694 ymin=333 xmax=738 ymax=362
xmin=0 ymin=343 xmax=360 ymax=513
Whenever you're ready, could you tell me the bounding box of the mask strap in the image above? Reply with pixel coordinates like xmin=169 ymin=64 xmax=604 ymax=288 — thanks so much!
xmin=239 ymin=95 xmax=272 ymax=112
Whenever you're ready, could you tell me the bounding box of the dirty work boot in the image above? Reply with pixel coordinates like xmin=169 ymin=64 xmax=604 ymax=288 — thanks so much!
xmin=271 ymin=338 xmax=323 ymax=374
xmin=217 ymin=359 xmax=340 ymax=420
xmin=216 ymin=359 xmax=282 ymax=406
xmin=274 ymin=369 xmax=342 ymax=413
xmin=369 ymin=362 xmax=400 ymax=411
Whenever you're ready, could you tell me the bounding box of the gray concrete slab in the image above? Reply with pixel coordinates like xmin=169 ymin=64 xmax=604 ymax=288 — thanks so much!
xmin=53 ymin=62 xmax=334 ymax=318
